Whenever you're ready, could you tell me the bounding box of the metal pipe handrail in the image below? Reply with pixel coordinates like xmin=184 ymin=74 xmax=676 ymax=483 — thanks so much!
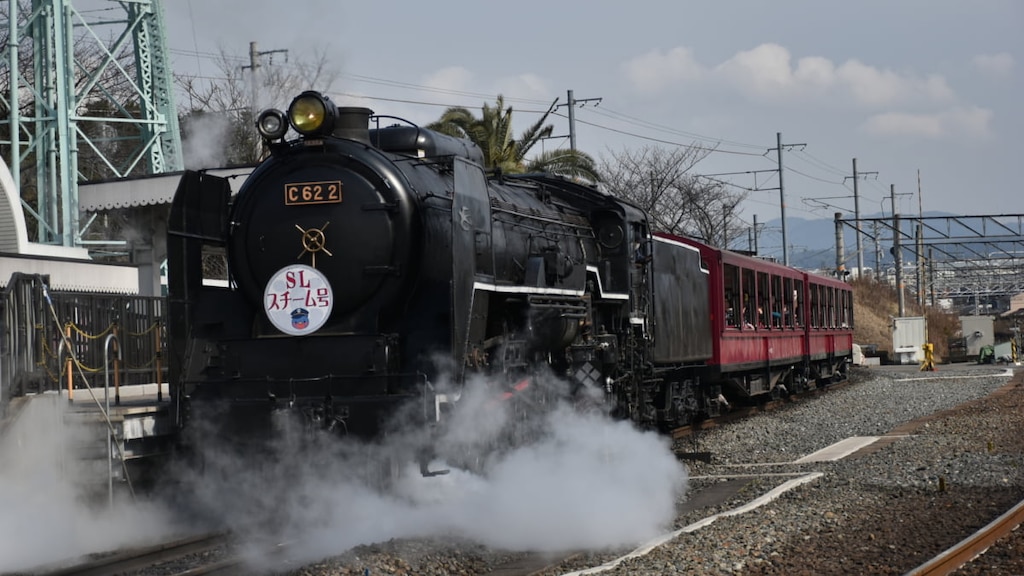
xmin=103 ymin=333 xmax=122 ymax=507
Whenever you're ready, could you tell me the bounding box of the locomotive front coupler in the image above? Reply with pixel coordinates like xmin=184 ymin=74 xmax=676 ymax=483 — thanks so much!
xmin=315 ymin=394 xmax=349 ymax=434
xmin=273 ymin=394 xmax=350 ymax=436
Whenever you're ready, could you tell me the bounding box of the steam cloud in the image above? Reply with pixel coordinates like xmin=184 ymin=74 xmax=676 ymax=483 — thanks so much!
xmin=0 ymin=394 xmax=177 ymax=573
xmin=175 ymin=371 xmax=689 ymax=566
xmin=0 ymin=373 xmax=688 ymax=572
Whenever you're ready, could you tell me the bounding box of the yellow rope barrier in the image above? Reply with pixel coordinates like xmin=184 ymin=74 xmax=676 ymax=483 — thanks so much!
xmin=42 ymin=320 xmax=166 ymax=378
xmin=126 ymin=322 xmax=161 ymax=337
xmin=123 ymin=356 xmax=158 ymax=370
xmin=67 ymin=321 xmax=115 ymax=340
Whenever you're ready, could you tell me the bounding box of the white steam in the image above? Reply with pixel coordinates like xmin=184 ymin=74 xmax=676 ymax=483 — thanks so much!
xmin=182 ymin=112 xmax=233 ymax=169
xmin=0 ymin=374 xmax=688 ymax=572
xmin=0 ymin=394 xmax=177 ymax=573
xmin=175 ymin=372 xmax=688 ymax=567
xmin=400 ymin=405 xmax=685 ymax=550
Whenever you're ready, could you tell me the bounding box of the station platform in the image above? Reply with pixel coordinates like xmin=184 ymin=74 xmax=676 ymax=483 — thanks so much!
xmin=60 ymin=384 xmax=177 ymax=461
xmin=2 ymin=384 xmax=178 ymax=491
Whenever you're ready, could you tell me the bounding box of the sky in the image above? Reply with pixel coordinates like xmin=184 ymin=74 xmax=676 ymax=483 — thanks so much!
xmin=162 ymin=1 xmax=1021 ymax=252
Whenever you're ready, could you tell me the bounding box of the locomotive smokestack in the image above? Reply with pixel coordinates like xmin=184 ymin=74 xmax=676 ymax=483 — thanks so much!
xmin=333 ymin=107 xmax=374 ymax=144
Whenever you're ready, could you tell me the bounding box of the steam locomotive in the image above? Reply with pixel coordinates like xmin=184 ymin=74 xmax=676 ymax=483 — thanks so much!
xmin=166 ymin=91 xmax=851 ymax=466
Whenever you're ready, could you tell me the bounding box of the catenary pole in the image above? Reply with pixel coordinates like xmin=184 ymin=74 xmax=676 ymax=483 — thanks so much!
xmin=557 ymin=89 xmax=601 ymax=152
xmin=770 ymin=133 xmax=804 ymax=266
xmin=846 ymin=158 xmax=877 ymax=279
xmin=777 ymin=133 xmax=788 ymax=265
xmin=892 ymin=184 xmax=905 ymax=317
xmin=853 ymin=158 xmax=863 ymax=276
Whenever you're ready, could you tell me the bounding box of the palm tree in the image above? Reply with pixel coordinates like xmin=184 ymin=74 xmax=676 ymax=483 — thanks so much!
xmin=428 ymin=95 xmax=601 ymax=182
xmin=525 ymin=149 xmax=601 ymax=182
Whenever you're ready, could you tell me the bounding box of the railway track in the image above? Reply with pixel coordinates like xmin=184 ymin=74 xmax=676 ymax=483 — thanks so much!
xmin=906 ymin=497 xmax=1024 ymax=576
xmin=672 ymin=376 xmax=856 ymax=443
xmin=34 ymin=531 xmax=298 ymax=576
xmin=37 ymin=532 xmax=229 ymax=576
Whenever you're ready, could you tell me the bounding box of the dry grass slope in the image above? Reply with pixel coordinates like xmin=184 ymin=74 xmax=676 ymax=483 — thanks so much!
xmin=851 ymin=278 xmax=960 ymax=362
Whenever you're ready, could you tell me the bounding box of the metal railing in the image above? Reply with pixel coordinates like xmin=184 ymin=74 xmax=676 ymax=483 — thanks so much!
xmin=1 ymin=273 xmax=166 ymax=412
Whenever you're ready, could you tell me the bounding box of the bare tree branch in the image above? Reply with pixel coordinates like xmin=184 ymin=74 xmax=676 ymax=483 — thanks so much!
xmin=600 ymin=145 xmax=748 ymax=246
xmin=175 ymin=45 xmax=340 ymax=167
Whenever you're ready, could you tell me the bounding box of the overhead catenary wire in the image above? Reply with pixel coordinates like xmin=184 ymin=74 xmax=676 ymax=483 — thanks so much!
xmin=167 ymin=48 xmax=856 ymax=187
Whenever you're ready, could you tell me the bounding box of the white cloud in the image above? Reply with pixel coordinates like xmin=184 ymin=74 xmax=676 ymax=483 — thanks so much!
xmin=621 ymin=47 xmax=703 ymax=93
xmin=835 ymin=59 xmax=953 ymax=106
xmin=625 ymin=43 xmax=955 ymax=108
xmin=793 ymin=56 xmax=836 ymax=89
xmin=715 ymin=43 xmax=799 ymax=100
xmin=861 ymin=106 xmax=993 ymax=139
xmin=972 ymin=52 xmax=1014 ymax=78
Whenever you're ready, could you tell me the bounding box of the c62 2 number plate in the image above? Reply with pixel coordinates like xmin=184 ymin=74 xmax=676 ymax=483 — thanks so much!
xmin=284 ymin=181 xmax=342 ymax=205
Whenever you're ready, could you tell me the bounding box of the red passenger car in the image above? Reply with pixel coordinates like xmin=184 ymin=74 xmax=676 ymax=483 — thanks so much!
xmin=802 ymin=271 xmax=854 ymax=382
xmin=659 ymin=233 xmax=852 ymax=402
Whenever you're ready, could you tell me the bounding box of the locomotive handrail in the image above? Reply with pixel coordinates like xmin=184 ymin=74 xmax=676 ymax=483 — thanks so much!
xmin=103 ymin=333 xmax=123 ymax=406
xmin=103 ymin=333 xmax=122 ymax=506
xmin=40 ymin=284 xmax=137 ymax=501
xmin=167 ymin=229 xmax=225 ymax=243
xmin=368 ymin=114 xmax=421 ymax=129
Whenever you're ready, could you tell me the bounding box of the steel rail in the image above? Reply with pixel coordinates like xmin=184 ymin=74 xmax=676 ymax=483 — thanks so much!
xmin=904 ymin=497 xmax=1024 ymax=576
xmin=38 ymin=532 xmax=228 ymax=576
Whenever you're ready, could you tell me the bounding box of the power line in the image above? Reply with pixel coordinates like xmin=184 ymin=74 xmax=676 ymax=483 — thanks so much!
xmin=162 ymin=55 xmax=844 ymax=180
xmin=166 ymin=56 xmax=882 ymax=217
xmin=785 ymin=165 xmax=846 ymax=186
xmin=585 ymin=106 xmax=767 ymax=151
xmin=791 ymin=149 xmax=850 ymax=177
xmin=562 ymin=114 xmax=766 ymax=157
xmin=342 ymin=73 xmax=552 ymax=106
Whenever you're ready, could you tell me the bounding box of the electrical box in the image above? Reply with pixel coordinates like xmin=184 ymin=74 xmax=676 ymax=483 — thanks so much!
xmin=892 ymin=316 xmax=927 ymax=365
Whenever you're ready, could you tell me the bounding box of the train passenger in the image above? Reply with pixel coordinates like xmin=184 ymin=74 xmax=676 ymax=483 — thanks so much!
xmin=742 ymin=294 xmax=755 ymax=329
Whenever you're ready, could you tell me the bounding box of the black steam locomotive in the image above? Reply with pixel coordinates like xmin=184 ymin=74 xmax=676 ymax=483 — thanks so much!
xmin=166 ymin=91 xmax=719 ymax=461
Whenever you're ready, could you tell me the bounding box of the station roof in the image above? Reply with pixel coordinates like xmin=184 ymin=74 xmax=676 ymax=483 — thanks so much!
xmin=78 ymin=166 xmax=254 ymax=212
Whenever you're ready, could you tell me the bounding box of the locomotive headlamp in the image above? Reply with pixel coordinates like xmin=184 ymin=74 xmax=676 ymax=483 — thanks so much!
xmin=288 ymin=91 xmax=337 ymax=136
xmin=256 ymin=109 xmax=288 ymax=140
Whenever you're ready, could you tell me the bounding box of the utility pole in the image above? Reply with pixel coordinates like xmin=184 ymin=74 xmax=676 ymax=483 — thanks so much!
xmin=722 ymin=207 xmax=734 ymax=249
xmin=834 ymin=212 xmax=845 ymax=277
xmin=874 ymin=220 xmax=883 ymax=278
xmin=753 ymin=214 xmax=760 ymax=255
xmin=916 ymin=222 xmax=925 ymax=306
xmin=768 ymin=132 xmax=805 ymax=266
xmin=555 ymin=89 xmax=601 ymax=152
xmin=917 ymin=169 xmax=925 ymax=307
xmin=845 ymin=158 xmax=877 ymax=278
xmin=244 ymin=41 xmax=288 ymax=117
xmin=928 ymin=246 xmax=936 ymax=307
xmin=892 ymin=184 xmax=905 ymax=317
